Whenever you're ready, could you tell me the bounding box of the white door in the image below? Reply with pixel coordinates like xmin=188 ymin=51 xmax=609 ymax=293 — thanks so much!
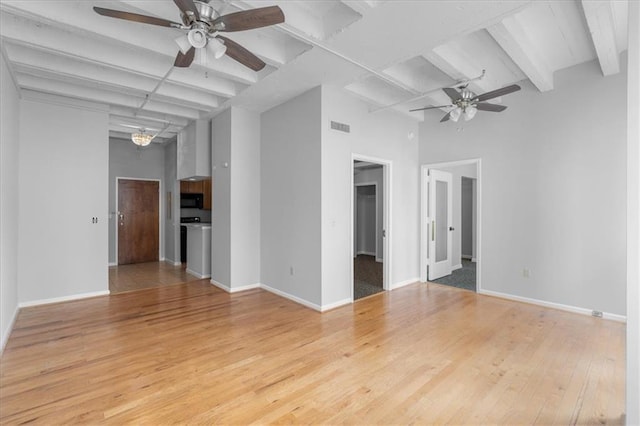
xmin=428 ymin=169 xmax=453 ymax=280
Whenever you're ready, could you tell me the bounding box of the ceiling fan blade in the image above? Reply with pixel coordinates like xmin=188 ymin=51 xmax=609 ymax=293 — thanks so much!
xmin=440 ymin=112 xmax=451 ymax=122
xmin=409 ymin=105 xmax=452 ymax=112
xmin=173 ymin=0 xmax=200 ymax=22
xmin=216 ymin=35 xmax=265 ymax=71
xmin=212 ymin=6 xmax=284 ymax=32
xmin=93 ymin=7 xmax=180 ymax=27
xmin=474 ymin=84 xmax=521 ymax=102
xmin=174 ymin=47 xmax=195 ymax=67
xmin=442 ymin=87 xmax=462 ymax=102
xmin=475 ymin=102 xmax=508 ymax=112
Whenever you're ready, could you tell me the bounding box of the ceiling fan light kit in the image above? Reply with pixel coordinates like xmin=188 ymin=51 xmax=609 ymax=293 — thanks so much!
xmin=411 ymin=83 xmax=521 ymax=123
xmin=93 ymin=0 xmax=284 ymax=70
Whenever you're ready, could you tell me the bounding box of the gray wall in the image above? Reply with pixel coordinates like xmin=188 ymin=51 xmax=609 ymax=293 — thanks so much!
xmin=19 ymin=96 xmax=109 ymax=303
xmin=461 ymin=177 xmax=475 ymax=259
xmin=212 ymin=109 xmax=232 ymax=287
xmin=1 ymin=54 xmax=20 ymax=351
xmin=108 ymin=138 xmax=166 ymax=265
xmin=419 ymin=58 xmax=627 ymax=316
xmin=261 ymin=87 xmax=322 ymax=306
xmin=164 ymin=140 xmax=179 ymax=264
xmin=321 ymin=85 xmax=420 ymax=305
xmin=211 ymin=107 xmax=261 ymax=290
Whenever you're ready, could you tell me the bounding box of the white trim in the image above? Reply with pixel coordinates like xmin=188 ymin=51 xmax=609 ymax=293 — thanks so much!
xmin=390 ymin=277 xmax=420 ymax=290
xmin=471 ymin=258 xmax=477 ymax=263
xmin=421 ymin=158 xmax=482 ymax=294
xmin=478 ymin=289 xmax=626 ymax=323
xmin=356 ymin=251 xmax=376 ymax=256
xmin=108 ymin=262 xmax=117 ymax=267
xmin=461 ymin=255 xmax=473 ymax=260
xmin=210 ymin=279 xmax=260 ymax=293
xmin=452 ymin=263 xmax=462 ymax=271
xmin=375 ymin=257 xmax=383 ymax=263
xmin=18 ymin=291 xmax=110 ymax=308
xmin=187 ymin=268 xmax=210 ymax=279
xmin=260 ymin=283 xmax=323 ymax=312
xmin=321 ymin=298 xmax=352 ymax=312
xmin=115 ymin=177 xmax=163 ymax=266
xmin=1 ymin=305 xmax=19 ymax=354
xmin=351 ymin=154 xmax=392 ymax=301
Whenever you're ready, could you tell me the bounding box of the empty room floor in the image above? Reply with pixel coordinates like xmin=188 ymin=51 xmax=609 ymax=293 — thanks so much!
xmin=0 ymin=282 xmax=624 ymax=424
xmin=109 ymin=261 xmax=199 ymax=293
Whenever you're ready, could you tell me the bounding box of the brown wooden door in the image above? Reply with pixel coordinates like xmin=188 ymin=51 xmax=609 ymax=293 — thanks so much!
xmin=118 ymin=179 xmax=159 ymax=265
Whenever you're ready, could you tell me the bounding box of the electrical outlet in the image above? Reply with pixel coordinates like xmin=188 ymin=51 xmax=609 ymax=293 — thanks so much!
xmin=592 ymin=310 xmax=603 ymax=318
xmin=523 ymin=268 xmax=530 ymax=278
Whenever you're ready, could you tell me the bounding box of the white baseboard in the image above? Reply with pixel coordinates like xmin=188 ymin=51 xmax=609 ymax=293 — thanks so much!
xmin=1 ymin=305 xmax=19 ymax=354
xmin=321 ymin=298 xmax=352 ymax=312
xmin=472 ymin=258 xmax=477 ymax=263
xmin=461 ymin=255 xmax=473 ymax=260
xmin=163 ymin=259 xmax=182 ymax=267
xmin=108 ymin=262 xmax=117 ymax=267
xmin=478 ymin=289 xmax=626 ymax=323
xmin=260 ymin=283 xmax=322 ymax=312
xmin=452 ymin=263 xmax=462 ymax=271
xmin=210 ymin=279 xmax=261 ymax=293
xmin=186 ymin=268 xmax=210 ymax=279
xmin=356 ymin=251 xmax=376 ymax=257
xmin=376 ymin=257 xmax=383 ymax=263
xmin=389 ymin=277 xmax=420 ymax=290
xmin=19 ymin=290 xmax=110 ymax=308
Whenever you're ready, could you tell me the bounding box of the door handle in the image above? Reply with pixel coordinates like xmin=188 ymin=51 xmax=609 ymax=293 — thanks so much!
xmin=449 ymin=226 xmax=455 ymax=231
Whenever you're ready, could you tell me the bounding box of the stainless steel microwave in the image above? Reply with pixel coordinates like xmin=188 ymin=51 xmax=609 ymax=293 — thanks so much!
xmin=180 ymin=193 xmax=203 ymax=209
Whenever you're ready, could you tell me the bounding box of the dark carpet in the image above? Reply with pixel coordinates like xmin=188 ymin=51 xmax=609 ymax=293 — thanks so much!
xmin=430 ymin=259 xmax=476 ymax=292
xmin=354 ymin=279 xmax=384 ymax=299
xmin=353 ymin=255 xmax=383 ymax=300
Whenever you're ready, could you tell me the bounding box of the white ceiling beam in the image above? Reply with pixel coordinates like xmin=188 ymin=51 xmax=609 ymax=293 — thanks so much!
xmin=581 ymin=0 xmax=620 ymax=76
xmin=16 ymin=74 xmax=202 ymax=120
xmin=109 ymin=106 xmax=190 ymax=128
xmin=0 ymin=6 xmax=257 ymax=85
xmin=487 ymin=17 xmax=554 ymax=92
xmin=423 ymin=46 xmax=494 ymax=95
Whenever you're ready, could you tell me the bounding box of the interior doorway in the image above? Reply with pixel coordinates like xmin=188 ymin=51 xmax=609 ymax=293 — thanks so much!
xmin=352 ymin=156 xmax=391 ymax=300
xmin=116 ymin=178 xmax=160 ymax=265
xmin=421 ymin=160 xmax=481 ymax=292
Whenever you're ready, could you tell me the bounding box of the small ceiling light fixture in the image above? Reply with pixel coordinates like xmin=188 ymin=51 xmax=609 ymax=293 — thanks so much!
xmin=207 ymin=36 xmax=227 ymax=59
xmin=131 ymin=131 xmax=153 ymax=147
xmin=449 ymin=107 xmax=461 ymax=122
xmin=464 ymin=105 xmax=477 ymax=121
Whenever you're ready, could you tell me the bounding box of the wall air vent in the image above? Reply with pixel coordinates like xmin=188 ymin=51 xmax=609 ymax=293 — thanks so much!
xmin=330 ymin=120 xmax=351 ymax=133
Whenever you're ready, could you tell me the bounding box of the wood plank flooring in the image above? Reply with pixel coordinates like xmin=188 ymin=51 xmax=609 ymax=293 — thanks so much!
xmin=109 ymin=261 xmax=197 ymax=294
xmin=0 ymin=281 xmax=625 ymax=424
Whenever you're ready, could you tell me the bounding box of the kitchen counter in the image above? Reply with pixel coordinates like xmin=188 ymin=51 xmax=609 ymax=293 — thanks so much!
xmin=186 ymin=225 xmax=211 ymax=279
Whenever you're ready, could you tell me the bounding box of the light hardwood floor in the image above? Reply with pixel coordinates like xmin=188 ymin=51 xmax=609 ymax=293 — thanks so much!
xmin=109 ymin=261 xmax=198 ymax=293
xmin=0 ymin=281 xmax=625 ymax=424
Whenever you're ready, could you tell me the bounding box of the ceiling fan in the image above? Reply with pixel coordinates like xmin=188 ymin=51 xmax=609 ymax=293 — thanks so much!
xmin=93 ymin=0 xmax=285 ymax=71
xmin=410 ymin=84 xmax=521 ymax=122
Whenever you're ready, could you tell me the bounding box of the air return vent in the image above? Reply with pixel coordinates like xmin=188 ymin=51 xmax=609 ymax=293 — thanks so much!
xmin=330 ymin=120 xmax=351 ymax=133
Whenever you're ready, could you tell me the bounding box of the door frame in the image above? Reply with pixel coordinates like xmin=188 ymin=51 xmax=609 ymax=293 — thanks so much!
xmin=354 ymin=181 xmax=378 ymax=259
xmin=420 ymin=159 xmax=482 ymax=291
xmin=351 ymin=154 xmax=392 ymax=299
xmin=115 ymin=177 xmax=163 ymax=265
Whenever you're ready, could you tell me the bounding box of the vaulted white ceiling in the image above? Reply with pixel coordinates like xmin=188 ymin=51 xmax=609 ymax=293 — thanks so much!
xmin=0 ymin=0 xmax=629 ymax=143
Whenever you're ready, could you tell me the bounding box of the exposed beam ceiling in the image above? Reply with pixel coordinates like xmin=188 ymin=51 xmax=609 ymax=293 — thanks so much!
xmin=0 ymin=0 xmax=630 ymax=142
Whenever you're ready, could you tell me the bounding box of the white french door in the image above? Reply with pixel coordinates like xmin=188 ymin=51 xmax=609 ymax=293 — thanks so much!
xmin=428 ymin=169 xmax=453 ymax=281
